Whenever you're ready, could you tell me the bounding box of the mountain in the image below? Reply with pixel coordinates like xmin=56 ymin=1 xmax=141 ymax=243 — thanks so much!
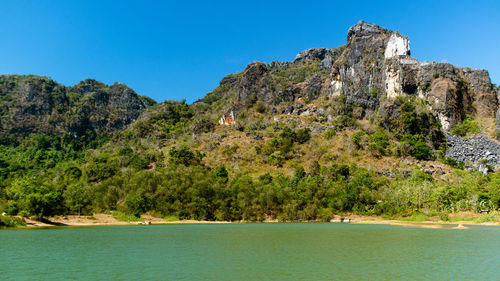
xmin=0 ymin=75 xmax=155 ymax=141
xmin=1 ymin=21 xmax=499 ymax=222
xmin=203 ymin=21 xmax=498 ymax=132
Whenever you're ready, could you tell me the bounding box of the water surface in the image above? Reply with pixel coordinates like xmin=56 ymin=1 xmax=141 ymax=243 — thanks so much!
xmin=1 ymin=223 xmax=499 ymax=280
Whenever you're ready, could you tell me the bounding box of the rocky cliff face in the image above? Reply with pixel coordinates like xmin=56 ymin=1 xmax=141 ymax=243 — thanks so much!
xmin=0 ymin=75 xmax=155 ymax=138
xmin=334 ymin=21 xmax=497 ymax=128
xmin=205 ymin=21 xmax=497 ymax=133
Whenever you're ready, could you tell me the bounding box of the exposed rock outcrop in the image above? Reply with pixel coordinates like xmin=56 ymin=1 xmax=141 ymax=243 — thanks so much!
xmin=446 ymin=134 xmax=500 ymax=167
xmin=332 ymin=20 xmax=497 ymax=126
xmin=0 ymin=75 xmax=155 ymax=137
xmin=219 ymin=110 xmax=235 ymax=125
xmin=206 ymin=20 xmax=498 ymax=136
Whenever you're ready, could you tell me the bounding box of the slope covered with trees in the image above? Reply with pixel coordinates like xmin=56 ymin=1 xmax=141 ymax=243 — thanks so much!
xmin=1 ymin=22 xmax=499 ymax=223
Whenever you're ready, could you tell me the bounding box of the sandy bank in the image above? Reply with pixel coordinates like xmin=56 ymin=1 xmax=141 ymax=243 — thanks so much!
xmin=12 ymin=213 xmax=499 ymax=229
xmin=22 ymin=213 xmax=231 ymax=228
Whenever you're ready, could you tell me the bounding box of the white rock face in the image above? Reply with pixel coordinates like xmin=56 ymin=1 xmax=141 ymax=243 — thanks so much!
xmin=384 ymin=66 xmax=401 ymax=98
xmin=330 ymin=80 xmax=343 ymax=96
xmin=218 ymin=110 xmax=235 ymax=125
xmin=384 ymin=34 xmax=410 ymax=58
xmin=438 ymin=113 xmax=451 ymax=131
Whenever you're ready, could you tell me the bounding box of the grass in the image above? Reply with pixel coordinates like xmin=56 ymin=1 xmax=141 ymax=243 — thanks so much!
xmin=446 ymin=212 xmax=500 ymax=223
xmin=447 ymin=216 xmax=477 ymax=222
xmin=112 ymin=211 xmax=143 ymax=222
xmin=164 ymin=215 xmax=180 ymax=221
xmin=475 ymin=213 xmax=500 ymax=223
xmin=400 ymin=213 xmax=429 ymax=222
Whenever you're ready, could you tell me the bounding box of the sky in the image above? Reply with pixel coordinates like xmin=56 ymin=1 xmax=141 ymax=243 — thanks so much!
xmin=0 ymin=0 xmax=499 ymax=103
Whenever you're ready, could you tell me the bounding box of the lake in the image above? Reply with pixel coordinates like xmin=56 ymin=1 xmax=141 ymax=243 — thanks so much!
xmin=1 ymin=223 xmax=499 ymax=280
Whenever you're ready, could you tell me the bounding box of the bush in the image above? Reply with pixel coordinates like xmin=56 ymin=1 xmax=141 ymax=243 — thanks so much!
xmin=323 ymin=129 xmax=336 ymax=140
xmin=6 ymin=178 xmax=63 ymax=220
xmin=0 ymin=215 xmax=26 ymax=227
xmin=214 ymin=165 xmax=229 ymax=183
xmin=369 ymin=128 xmax=390 ymax=156
xmin=445 ymin=158 xmax=464 ymax=169
xmin=168 ymin=146 xmax=204 ymax=166
xmin=296 ymin=128 xmax=311 ymax=144
xmin=112 ymin=211 xmax=143 ymax=222
xmin=452 ymin=115 xmax=480 ymax=137
xmin=335 ymin=115 xmax=358 ymax=129
xmin=254 ymin=101 xmax=266 ymax=113
xmin=419 ymin=81 xmax=431 ymax=92
xmin=351 ymin=131 xmax=366 ymax=149
xmin=401 ymin=135 xmax=433 ymax=160
xmin=412 ymin=140 xmax=433 ymax=160
xmin=438 ymin=212 xmax=449 ymax=221
xmin=268 ymin=151 xmax=285 ymax=167
xmin=190 ymin=117 xmax=215 ymax=133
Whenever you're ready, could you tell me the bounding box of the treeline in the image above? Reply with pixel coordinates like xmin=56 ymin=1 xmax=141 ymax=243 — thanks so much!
xmin=2 ymin=144 xmax=499 ymax=221
xmin=1 ymin=98 xmax=499 ymax=222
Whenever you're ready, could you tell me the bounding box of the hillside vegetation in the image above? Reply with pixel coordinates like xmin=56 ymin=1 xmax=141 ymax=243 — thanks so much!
xmin=1 ymin=21 xmax=499 ymax=222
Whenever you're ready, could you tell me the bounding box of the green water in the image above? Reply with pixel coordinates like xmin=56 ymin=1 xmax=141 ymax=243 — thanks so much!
xmin=1 ymin=223 xmax=499 ymax=280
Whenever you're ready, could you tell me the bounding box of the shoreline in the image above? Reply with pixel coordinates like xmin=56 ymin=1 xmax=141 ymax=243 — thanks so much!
xmin=3 ymin=213 xmax=498 ymax=229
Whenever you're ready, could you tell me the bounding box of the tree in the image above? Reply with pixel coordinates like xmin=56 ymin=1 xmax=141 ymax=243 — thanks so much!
xmin=296 ymin=128 xmax=311 ymax=144
xmin=6 ymin=177 xmax=63 ymax=220
xmin=64 ymin=183 xmax=92 ymax=216
xmin=214 ymin=165 xmax=229 ymax=183
xmin=168 ymin=146 xmax=204 ymax=166
xmin=126 ymin=189 xmax=153 ymax=217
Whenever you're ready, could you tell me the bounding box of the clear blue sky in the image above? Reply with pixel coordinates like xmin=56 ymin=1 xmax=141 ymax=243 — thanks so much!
xmin=1 ymin=0 xmax=499 ymax=103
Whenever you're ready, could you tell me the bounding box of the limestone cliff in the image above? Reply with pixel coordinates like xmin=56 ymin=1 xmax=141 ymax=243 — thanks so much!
xmin=204 ymin=21 xmax=497 ymax=133
xmin=0 ymin=75 xmax=155 ymax=138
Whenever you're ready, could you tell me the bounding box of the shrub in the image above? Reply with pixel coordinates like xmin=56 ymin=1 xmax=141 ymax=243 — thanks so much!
xmin=168 ymin=146 xmax=204 ymax=166
xmin=214 ymin=165 xmax=229 ymax=183
xmin=323 ymin=129 xmax=336 ymax=140
xmin=401 ymin=135 xmax=433 ymax=160
xmin=296 ymin=128 xmax=311 ymax=144
xmin=190 ymin=117 xmax=215 ymax=133
xmin=0 ymin=215 xmax=26 ymax=227
xmin=369 ymin=128 xmax=390 ymax=156
xmin=254 ymin=101 xmax=266 ymax=113
xmin=335 ymin=115 xmax=358 ymax=129
xmin=419 ymin=81 xmax=431 ymax=92
xmin=164 ymin=215 xmax=179 ymax=221
xmin=445 ymin=158 xmax=465 ymax=169
xmin=452 ymin=115 xmax=480 ymax=137
xmin=6 ymin=178 xmax=63 ymax=220
xmin=112 ymin=211 xmax=143 ymax=222
xmin=438 ymin=212 xmax=449 ymax=221
xmin=268 ymin=151 xmax=285 ymax=167
xmin=351 ymin=131 xmax=366 ymax=149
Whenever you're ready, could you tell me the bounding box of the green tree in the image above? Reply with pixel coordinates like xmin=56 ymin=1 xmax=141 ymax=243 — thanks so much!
xmin=64 ymin=183 xmax=92 ymax=216
xmin=6 ymin=177 xmax=63 ymax=220
xmin=214 ymin=165 xmax=229 ymax=183
xmin=169 ymin=146 xmax=204 ymax=166
xmin=296 ymin=128 xmax=311 ymax=144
